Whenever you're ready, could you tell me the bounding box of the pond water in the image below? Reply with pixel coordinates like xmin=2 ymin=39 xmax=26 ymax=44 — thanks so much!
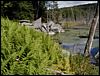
xmin=60 ymin=38 xmax=99 ymax=55
xmin=53 ymin=25 xmax=99 ymax=66
xmin=53 ymin=28 xmax=99 ymax=56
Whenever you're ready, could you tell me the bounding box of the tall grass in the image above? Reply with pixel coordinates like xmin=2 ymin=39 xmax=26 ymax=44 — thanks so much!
xmin=1 ymin=17 xmax=73 ymax=75
xmin=70 ymin=53 xmax=99 ymax=75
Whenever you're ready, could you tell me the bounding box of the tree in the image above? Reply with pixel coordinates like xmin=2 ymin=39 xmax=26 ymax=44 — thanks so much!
xmin=45 ymin=1 xmax=59 ymax=23
xmin=40 ymin=1 xmax=47 ymax=22
xmin=53 ymin=1 xmax=59 ymax=23
xmin=1 ymin=1 xmax=47 ymax=22
xmin=32 ymin=1 xmax=47 ymax=22
xmin=45 ymin=1 xmax=54 ymax=21
xmin=18 ymin=1 xmax=34 ymax=20
xmin=1 ymin=1 xmax=34 ymax=20
xmin=84 ymin=3 xmax=99 ymax=57
xmin=45 ymin=1 xmax=50 ymax=22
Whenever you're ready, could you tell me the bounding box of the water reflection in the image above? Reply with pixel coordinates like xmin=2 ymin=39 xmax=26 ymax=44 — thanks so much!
xmin=60 ymin=38 xmax=99 ymax=54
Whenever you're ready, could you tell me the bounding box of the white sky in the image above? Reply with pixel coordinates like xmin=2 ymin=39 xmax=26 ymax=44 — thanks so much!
xmin=57 ymin=1 xmax=98 ymax=8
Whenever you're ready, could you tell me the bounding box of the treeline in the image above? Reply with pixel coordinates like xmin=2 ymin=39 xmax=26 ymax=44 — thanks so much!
xmin=1 ymin=1 xmax=97 ymax=24
xmin=1 ymin=1 xmax=47 ymax=22
xmin=51 ymin=3 xmax=97 ymax=24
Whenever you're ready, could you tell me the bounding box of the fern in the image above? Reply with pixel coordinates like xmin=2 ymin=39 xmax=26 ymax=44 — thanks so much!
xmin=1 ymin=17 xmax=73 ymax=75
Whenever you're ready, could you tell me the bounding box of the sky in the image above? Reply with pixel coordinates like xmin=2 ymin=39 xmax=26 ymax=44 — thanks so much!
xmin=57 ymin=1 xmax=98 ymax=8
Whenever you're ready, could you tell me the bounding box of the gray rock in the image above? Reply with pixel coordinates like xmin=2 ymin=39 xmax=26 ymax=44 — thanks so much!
xmin=32 ymin=18 xmax=42 ymax=29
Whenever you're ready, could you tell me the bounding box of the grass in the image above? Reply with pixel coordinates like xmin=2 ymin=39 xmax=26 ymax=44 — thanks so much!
xmin=62 ymin=21 xmax=80 ymax=29
xmin=70 ymin=53 xmax=99 ymax=75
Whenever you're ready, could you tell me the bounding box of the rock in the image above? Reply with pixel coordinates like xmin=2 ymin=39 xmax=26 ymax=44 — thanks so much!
xmin=47 ymin=21 xmax=55 ymax=27
xmin=41 ymin=23 xmax=48 ymax=32
xmin=48 ymin=31 xmax=55 ymax=35
xmin=19 ymin=20 xmax=32 ymax=26
xmin=32 ymin=18 xmax=42 ymax=29
xmin=47 ymin=21 xmax=65 ymax=33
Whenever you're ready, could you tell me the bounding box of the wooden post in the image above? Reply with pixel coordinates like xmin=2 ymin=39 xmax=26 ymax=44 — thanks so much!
xmin=84 ymin=3 xmax=99 ymax=57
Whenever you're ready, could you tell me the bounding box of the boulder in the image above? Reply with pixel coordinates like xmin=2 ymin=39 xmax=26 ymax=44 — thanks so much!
xmin=32 ymin=18 xmax=42 ymax=29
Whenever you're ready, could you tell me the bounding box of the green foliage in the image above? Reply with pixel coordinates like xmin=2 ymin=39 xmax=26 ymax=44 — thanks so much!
xmin=1 ymin=1 xmax=34 ymax=20
xmin=70 ymin=53 xmax=99 ymax=75
xmin=51 ymin=51 xmax=74 ymax=74
xmin=1 ymin=1 xmax=47 ymax=21
xmin=1 ymin=18 xmax=65 ymax=75
xmin=18 ymin=1 xmax=34 ymax=20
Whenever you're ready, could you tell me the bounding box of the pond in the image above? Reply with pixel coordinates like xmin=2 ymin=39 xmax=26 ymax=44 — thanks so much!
xmin=53 ymin=27 xmax=99 ymax=65
xmin=60 ymin=38 xmax=99 ymax=54
xmin=53 ymin=27 xmax=99 ymax=55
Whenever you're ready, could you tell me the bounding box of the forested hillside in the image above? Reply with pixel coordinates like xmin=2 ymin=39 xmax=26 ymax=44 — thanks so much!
xmin=48 ymin=3 xmax=97 ymax=24
xmin=1 ymin=1 xmax=97 ymax=24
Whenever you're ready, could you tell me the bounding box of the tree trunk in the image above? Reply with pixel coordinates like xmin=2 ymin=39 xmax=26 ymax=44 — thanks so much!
xmin=84 ymin=4 xmax=99 ymax=57
xmin=71 ymin=8 xmax=75 ymax=22
xmin=47 ymin=10 xmax=48 ymax=23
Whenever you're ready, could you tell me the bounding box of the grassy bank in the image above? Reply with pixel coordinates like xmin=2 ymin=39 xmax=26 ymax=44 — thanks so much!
xmin=70 ymin=54 xmax=99 ymax=75
xmin=62 ymin=21 xmax=81 ymax=29
xmin=1 ymin=18 xmax=99 ymax=75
